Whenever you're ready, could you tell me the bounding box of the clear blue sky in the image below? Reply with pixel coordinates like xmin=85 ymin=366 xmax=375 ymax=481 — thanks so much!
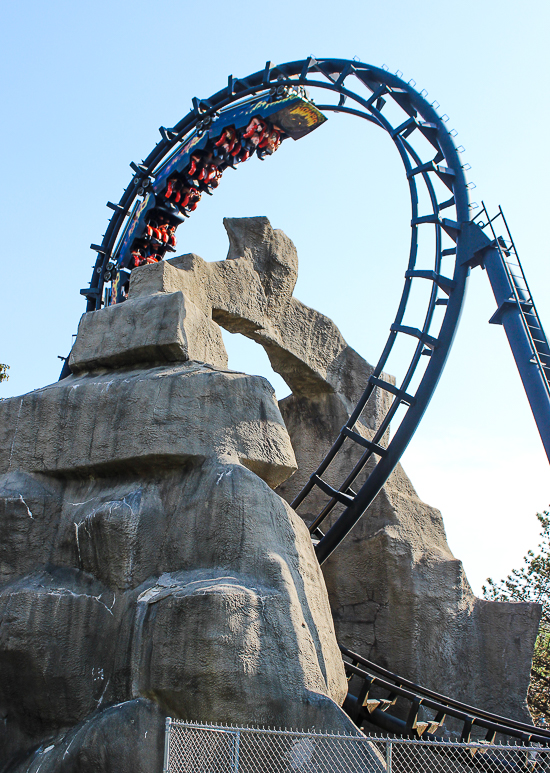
xmin=1 ymin=0 xmax=549 ymax=593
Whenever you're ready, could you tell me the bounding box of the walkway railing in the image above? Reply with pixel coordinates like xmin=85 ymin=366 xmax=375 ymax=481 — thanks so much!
xmin=163 ymin=720 xmax=550 ymax=773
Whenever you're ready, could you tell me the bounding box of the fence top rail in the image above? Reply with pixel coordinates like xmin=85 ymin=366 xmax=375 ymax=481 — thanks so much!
xmin=168 ymin=719 xmax=366 ymax=741
xmin=168 ymin=720 xmax=550 ymax=751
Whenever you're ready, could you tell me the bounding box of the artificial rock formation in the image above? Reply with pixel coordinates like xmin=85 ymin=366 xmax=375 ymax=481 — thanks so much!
xmin=0 ymin=216 xmax=539 ymax=770
xmin=0 ymin=230 xmax=358 ymax=771
xmin=126 ymin=216 xmax=538 ymax=723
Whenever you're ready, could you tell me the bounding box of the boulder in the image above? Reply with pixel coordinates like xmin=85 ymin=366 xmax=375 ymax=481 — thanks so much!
xmin=69 ymin=290 xmax=227 ymax=374
xmin=275 ymin=352 xmax=539 ymax=725
xmin=1 ymin=214 xmax=538 ymax=768
xmin=9 ymin=699 xmax=165 ymax=773
xmin=0 ymin=362 xmax=296 ymax=488
xmin=0 ymin=237 xmax=357 ymax=768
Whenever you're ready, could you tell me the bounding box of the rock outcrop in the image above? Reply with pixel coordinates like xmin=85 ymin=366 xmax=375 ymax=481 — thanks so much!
xmin=128 ymin=216 xmax=538 ymax=723
xmin=0 ymin=215 xmax=539 ymax=770
xmin=0 ymin=232 xmax=356 ymax=771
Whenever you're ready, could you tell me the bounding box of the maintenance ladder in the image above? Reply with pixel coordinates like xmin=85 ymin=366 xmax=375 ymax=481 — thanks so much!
xmin=474 ymin=203 xmax=550 ymax=461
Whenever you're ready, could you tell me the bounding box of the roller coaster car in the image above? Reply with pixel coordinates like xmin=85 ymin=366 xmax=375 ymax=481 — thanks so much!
xmin=109 ymin=92 xmax=326 ymax=305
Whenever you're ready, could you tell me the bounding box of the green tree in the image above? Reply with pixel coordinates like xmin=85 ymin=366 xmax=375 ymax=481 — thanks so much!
xmin=0 ymin=364 xmax=8 ymax=383
xmin=483 ymin=510 xmax=550 ymax=722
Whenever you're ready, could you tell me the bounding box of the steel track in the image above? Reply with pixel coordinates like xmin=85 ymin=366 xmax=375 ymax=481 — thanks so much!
xmin=74 ymin=58 xmax=545 ymax=743
xmin=341 ymin=645 xmax=550 ymax=745
xmin=78 ymin=57 xmax=471 ymax=565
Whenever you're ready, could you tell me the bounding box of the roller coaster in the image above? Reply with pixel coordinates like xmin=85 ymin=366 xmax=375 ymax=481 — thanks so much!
xmin=74 ymin=58 xmax=550 ymax=745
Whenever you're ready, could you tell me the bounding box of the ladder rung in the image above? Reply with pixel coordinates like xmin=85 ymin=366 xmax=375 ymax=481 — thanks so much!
xmin=334 ymin=62 xmax=355 ymax=88
xmin=80 ymin=287 xmax=101 ymax=298
xmin=342 ymin=426 xmax=388 ymax=457
xmin=369 ymin=376 xmax=417 ymax=406
xmin=311 ymin=475 xmax=355 ymax=506
xmin=391 ymin=323 xmax=439 ymax=349
xmin=435 ymin=168 xmax=456 ymax=191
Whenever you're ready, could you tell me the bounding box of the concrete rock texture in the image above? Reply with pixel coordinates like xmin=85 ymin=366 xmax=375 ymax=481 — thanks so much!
xmin=276 ymin=392 xmax=539 ymax=723
xmin=0 ymin=216 xmax=538 ymax=769
xmin=127 ymin=215 xmax=538 ymax=722
xmin=0 ymin=223 xmax=362 ymax=771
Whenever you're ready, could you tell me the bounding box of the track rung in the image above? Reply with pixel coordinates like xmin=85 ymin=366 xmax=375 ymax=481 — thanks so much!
xmin=438 ymin=196 xmax=455 ymax=212
xmin=365 ymin=84 xmax=388 ymax=108
xmin=342 ymin=426 xmax=388 ymax=457
xmin=391 ymin=116 xmax=418 ymax=139
xmin=391 ymin=323 xmax=439 ymax=349
xmin=412 ymin=214 xmax=439 ymax=226
xmin=407 ymin=161 xmax=455 ymax=188
xmin=407 ymin=160 xmax=436 ymax=178
xmin=80 ymin=287 xmax=101 ymax=298
xmin=441 ymin=218 xmax=461 ymax=240
xmin=106 ymin=201 xmax=127 ymax=214
xmin=311 ymin=475 xmax=355 ymax=506
xmin=369 ymin=376 xmax=417 ymax=406
xmin=414 ymin=721 xmax=430 ymax=736
xmin=364 ymin=699 xmax=381 ymax=713
xmin=417 ymin=121 xmax=440 ymax=149
xmin=405 ymin=269 xmax=456 ymax=295
xmin=130 ymin=161 xmax=148 ymax=175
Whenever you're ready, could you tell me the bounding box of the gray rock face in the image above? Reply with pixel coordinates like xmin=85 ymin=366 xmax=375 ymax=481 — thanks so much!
xmin=129 ymin=217 xmax=392 ymax=420
xmin=277 ymin=399 xmax=539 ymax=722
xmin=69 ymin=290 xmax=227 ymax=374
xmin=1 ymin=215 xmax=538 ymax=769
xmin=125 ymin=215 xmax=538 ymax=724
xmin=0 ymin=363 xmax=295 ymax=486
xmin=0 ymin=228 xmax=360 ymax=771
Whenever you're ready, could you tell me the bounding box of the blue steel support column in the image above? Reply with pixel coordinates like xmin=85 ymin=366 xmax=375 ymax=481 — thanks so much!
xmin=482 ymin=245 xmax=550 ymax=463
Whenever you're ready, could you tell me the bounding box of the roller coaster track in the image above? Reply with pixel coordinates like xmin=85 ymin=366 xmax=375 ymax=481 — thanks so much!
xmin=341 ymin=645 xmax=550 ymax=745
xmin=74 ymin=57 xmax=550 ymax=744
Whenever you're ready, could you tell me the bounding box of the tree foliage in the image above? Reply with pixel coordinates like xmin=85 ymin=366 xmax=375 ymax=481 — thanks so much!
xmin=483 ymin=510 xmax=550 ymax=722
xmin=0 ymin=364 xmax=8 ymax=383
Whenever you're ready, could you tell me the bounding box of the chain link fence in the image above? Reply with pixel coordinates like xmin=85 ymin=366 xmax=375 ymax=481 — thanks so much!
xmin=164 ymin=720 xmax=550 ymax=773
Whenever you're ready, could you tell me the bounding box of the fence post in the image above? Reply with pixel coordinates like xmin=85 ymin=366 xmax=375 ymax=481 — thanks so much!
xmin=163 ymin=717 xmax=172 ymax=773
xmin=386 ymin=738 xmax=392 ymax=773
xmin=233 ymin=730 xmax=241 ymax=773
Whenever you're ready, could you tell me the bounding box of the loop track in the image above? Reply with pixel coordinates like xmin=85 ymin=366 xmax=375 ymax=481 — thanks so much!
xmin=79 ymin=57 xmax=472 ymax=564
xmin=74 ymin=55 xmax=547 ymax=745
